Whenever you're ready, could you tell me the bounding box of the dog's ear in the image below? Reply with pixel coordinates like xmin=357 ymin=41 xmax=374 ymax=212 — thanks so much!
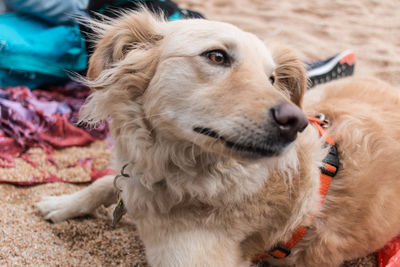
xmin=79 ymin=10 xmax=164 ymax=126
xmin=272 ymin=46 xmax=307 ymax=107
xmin=86 ymin=9 xmax=164 ymax=90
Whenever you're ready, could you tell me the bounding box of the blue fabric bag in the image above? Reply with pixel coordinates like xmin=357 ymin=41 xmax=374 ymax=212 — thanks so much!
xmin=0 ymin=12 xmax=87 ymax=89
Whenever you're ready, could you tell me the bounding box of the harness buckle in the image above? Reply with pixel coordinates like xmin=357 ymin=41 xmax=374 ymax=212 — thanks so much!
xmin=268 ymin=243 xmax=291 ymax=259
xmin=321 ymin=145 xmax=339 ymax=177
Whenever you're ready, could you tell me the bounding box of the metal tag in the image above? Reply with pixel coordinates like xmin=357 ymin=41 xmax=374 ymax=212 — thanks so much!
xmin=112 ymin=197 xmax=127 ymax=227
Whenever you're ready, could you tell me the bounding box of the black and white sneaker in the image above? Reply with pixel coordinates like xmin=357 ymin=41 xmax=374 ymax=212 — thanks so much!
xmin=306 ymin=50 xmax=355 ymax=88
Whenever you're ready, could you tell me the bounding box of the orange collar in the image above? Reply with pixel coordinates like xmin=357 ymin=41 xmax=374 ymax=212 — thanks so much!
xmin=253 ymin=115 xmax=339 ymax=262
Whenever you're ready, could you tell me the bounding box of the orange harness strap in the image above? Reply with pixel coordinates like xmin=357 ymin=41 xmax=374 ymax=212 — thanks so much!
xmin=252 ymin=116 xmax=340 ymax=262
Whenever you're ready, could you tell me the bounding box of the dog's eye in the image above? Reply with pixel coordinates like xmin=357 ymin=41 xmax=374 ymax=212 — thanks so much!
xmin=209 ymin=51 xmax=225 ymax=64
xmin=202 ymin=50 xmax=230 ymax=65
xmin=269 ymin=75 xmax=275 ymax=85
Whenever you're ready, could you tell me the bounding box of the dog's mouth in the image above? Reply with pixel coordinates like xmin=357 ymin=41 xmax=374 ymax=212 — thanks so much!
xmin=193 ymin=127 xmax=221 ymax=139
xmin=193 ymin=127 xmax=282 ymax=158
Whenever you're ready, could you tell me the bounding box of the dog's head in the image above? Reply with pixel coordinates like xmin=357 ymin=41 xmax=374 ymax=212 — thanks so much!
xmin=81 ymin=10 xmax=308 ymax=161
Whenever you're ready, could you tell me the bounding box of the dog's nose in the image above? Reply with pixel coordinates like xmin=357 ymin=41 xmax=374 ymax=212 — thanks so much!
xmin=271 ymin=103 xmax=308 ymax=142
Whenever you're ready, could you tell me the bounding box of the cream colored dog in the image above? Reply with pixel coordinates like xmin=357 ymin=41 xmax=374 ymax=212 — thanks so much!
xmin=36 ymin=10 xmax=400 ymax=267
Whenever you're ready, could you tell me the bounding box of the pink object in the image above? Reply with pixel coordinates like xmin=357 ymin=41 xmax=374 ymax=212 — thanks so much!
xmin=378 ymin=236 xmax=400 ymax=267
xmin=0 ymin=83 xmax=111 ymax=184
xmin=0 ymin=84 xmax=107 ymax=159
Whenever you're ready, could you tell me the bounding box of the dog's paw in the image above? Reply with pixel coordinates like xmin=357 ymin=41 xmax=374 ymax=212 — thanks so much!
xmin=35 ymin=194 xmax=81 ymax=223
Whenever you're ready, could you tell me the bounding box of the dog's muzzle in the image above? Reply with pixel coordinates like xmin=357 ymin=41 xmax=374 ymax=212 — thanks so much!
xmin=193 ymin=103 xmax=308 ymax=159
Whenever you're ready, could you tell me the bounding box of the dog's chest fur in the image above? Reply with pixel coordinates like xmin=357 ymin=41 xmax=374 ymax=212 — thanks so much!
xmin=114 ymin=123 xmax=325 ymax=261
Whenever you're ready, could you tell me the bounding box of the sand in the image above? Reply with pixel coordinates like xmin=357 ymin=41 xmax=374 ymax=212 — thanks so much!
xmin=1 ymin=0 xmax=399 ymax=266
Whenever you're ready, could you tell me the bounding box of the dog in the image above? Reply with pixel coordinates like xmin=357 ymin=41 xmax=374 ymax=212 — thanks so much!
xmin=36 ymin=10 xmax=400 ymax=267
